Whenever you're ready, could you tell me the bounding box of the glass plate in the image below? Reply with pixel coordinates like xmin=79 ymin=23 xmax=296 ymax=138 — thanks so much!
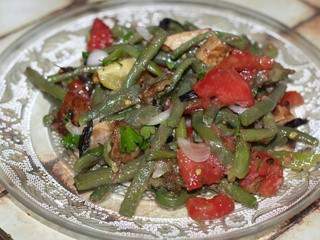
xmin=0 ymin=0 xmax=320 ymax=239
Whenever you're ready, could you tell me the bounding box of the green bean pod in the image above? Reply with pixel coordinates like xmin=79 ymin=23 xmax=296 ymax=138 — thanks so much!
xmin=240 ymin=129 xmax=277 ymax=143
xmin=25 ymin=67 xmax=67 ymax=101
xmin=74 ymin=167 xmax=112 ymax=191
xmin=215 ymin=108 xmax=240 ymax=129
xmin=90 ymin=185 xmax=112 ymax=203
xmin=230 ymin=136 xmax=250 ymax=179
xmin=123 ymin=29 xmax=167 ymax=88
xmin=240 ymin=83 xmax=286 ymax=126
xmin=192 ymin=111 xmax=234 ymax=165
xmin=155 ymin=188 xmax=189 ymax=209
xmin=171 ymin=31 xmax=213 ymax=60
xmin=73 ymin=145 xmax=104 ymax=174
xmin=221 ymin=181 xmax=257 ymax=208
xmin=79 ymin=84 xmax=141 ymax=125
xmin=280 ymin=127 xmax=319 ymax=146
xmin=47 ymin=66 xmax=102 ymax=83
xmin=176 ymin=117 xmax=187 ymax=139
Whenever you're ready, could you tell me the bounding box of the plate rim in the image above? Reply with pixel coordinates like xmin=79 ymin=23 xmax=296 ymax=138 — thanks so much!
xmin=1 ymin=0 xmax=320 ymax=239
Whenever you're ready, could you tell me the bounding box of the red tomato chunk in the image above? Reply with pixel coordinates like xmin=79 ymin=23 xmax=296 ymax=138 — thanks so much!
xmin=87 ymin=18 xmax=113 ymax=52
xmin=186 ymin=194 xmax=235 ymax=221
xmin=177 ymin=149 xmax=225 ymax=191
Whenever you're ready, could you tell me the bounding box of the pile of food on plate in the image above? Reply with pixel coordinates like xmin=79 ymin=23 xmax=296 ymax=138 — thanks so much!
xmin=25 ymin=17 xmax=319 ymax=220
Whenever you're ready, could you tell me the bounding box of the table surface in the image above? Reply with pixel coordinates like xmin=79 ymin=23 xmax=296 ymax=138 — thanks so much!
xmin=1 ymin=0 xmax=320 ymax=239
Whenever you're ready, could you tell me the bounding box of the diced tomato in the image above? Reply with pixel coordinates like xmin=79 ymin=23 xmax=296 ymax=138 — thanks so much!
xmin=217 ymin=49 xmax=274 ymax=71
xmin=186 ymin=194 xmax=235 ymax=221
xmin=193 ymin=68 xmax=254 ymax=107
xmin=177 ymin=149 xmax=225 ymax=191
xmin=55 ymin=79 xmax=91 ymax=133
xmin=240 ymin=151 xmax=283 ymax=197
xmin=87 ymin=18 xmax=113 ymax=52
xmin=280 ymin=91 xmax=304 ymax=107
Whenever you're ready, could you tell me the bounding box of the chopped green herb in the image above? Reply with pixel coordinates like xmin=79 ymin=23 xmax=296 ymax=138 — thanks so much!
xmin=120 ymin=126 xmax=144 ymax=153
xmin=61 ymin=134 xmax=80 ymax=150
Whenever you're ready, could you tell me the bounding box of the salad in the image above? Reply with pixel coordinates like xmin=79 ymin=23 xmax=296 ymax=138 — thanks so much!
xmin=25 ymin=17 xmax=320 ymax=221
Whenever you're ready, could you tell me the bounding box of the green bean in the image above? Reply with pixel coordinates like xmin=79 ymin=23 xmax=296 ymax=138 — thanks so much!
xmin=160 ymin=58 xmax=198 ymax=96
xmin=91 ymin=84 xmax=108 ymax=108
xmin=111 ymin=25 xmax=143 ymax=44
xmin=240 ymin=83 xmax=286 ymax=126
xmin=119 ymin=99 xmax=185 ymax=217
xmin=262 ymin=113 xmax=278 ymax=143
xmin=216 ymin=123 xmax=235 ymax=136
xmin=214 ymin=31 xmax=250 ymax=50
xmin=175 ymin=73 xmax=197 ymax=97
xmin=203 ymin=104 xmax=220 ymax=126
xmin=159 ymin=18 xmax=185 ymax=34
xmin=74 ymin=167 xmax=112 ymax=191
xmin=215 ymin=108 xmax=240 ymax=129
xmin=47 ymin=66 xmax=102 ymax=83
xmin=154 ymin=51 xmax=177 ymax=69
xmin=79 ymin=84 xmax=141 ymax=125
xmin=155 ymin=188 xmax=189 ymax=209
xmin=171 ymin=31 xmax=213 ymax=60
xmin=74 ymin=157 xmax=142 ymax=191
xmin=90 ymin=185 xmax=112 ymax=203
xmin=73 ymin=145 xmax=104 ymax=174
xmin=230 ymin=136 xmax=250 ymax=179
xmin=25 ymin=67 xmax=66 ymax=101
xmin=240 ymin=129 xmax=277 ymax=143
xmin=267 ymin=129 xmax=288 ymax=149
xmin=123 ymin=29 xmax=167 ymax=88
xmin=151 ymin=150 xmax=176 ymax=160
xmin=192 ymin=111 xmax=234 ymax=165
xmin=221 ymin=180 xmax=257 ymax=208
xmin=270 ymin=150 xmax=320 ymax=171
xmin=176 ymin=117 xmax=187 ymax=139
xmin=280 ymin=127 xmax=319 ymax=146
xmin=102 ymin=44 xmax=163 ymax=77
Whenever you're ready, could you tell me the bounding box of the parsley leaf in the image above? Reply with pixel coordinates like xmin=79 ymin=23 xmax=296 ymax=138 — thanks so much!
xmin=120 ymin=126 xmax=144 ymax=153
xmin=61 ymin=134 xmax=80 ymax=150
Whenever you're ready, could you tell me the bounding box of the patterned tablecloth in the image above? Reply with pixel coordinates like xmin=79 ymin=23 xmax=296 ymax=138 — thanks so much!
xmin=0 ymin=0 xmax=320 ymax=239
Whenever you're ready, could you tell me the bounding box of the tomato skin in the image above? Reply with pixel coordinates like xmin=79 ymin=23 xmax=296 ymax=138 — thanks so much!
xmin=217 ymin=49 xmax=274 ymax=71
xmin=177 ymin=149 xmax=225 ymax=191
xmin=186 ymin=194 xmax=235 ymax=221
xmin=87 ymin=18 xmax=113 ymax=52
xmin=55 ymin=79 xmax=91 ymax=133
xmin=193 ymin=68 xmax=254 ymax=107
xmin=240 ymin=151 xmax=283 ymax=197
xmin=280 ymin=91 xmax=304 ymax=107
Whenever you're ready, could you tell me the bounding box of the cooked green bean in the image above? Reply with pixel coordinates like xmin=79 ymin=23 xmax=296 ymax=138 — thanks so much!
xmin=230 ymin=136 xmax=250 ymax=179
xmin=270 ymin=150 xmax=320 ymax=171
xmin=25 ymin=67 xmax=66 ymax=101
xmin=171 ymin=31 xmax=213 ymax=60
xmin=91 ymin=84 xmax=108 ymax=108
xmin=119 ymin=98 xmax=185 ymax=217
xmin=102 ymin=44 xmax=163 ymax=77
xmin=123 ymin=29 xmax=167 ymax=88
xmin=214 ymin=31 xmax=250 ymax=50
xmin=155 ymin=188 xmax=189 ymax=209
xmin=183 ymin=21 xmax=198 ymax=31
xmin=221 ymin=180 xmax=257 ymax=208
xmin=151 ymin=150 xmax=177 ymax=160
xmin=161 ymin=58 xmax=198 ymax=96
xmin=159 ymin=18 xmax=185 ymax=34
xmin=192 ymin=111 xmax=234 ymax=165
xmin=79 ymin=84 xmax=141 ymax=125
xmin=176 ymin=117 xmax=187 ymax=139
xmin=280 ymin=127 xmax=319 ymax=146
xmin=111 ymin=25 xmax=143 ymax=44
xmin=74 ymin=167 xmax=112 ymax=191
xmin=240 ymin=129 xmax=277 ymax=143
xmin=103 ymin=141 xmax=118 ymax=172
xmin=74 ymin=145 xmax=104 ymax=174
xmin=47 ymin=66 xmax=102 ymax=83
xmin=90 ymin=185 xmax=112 ymax=203
xmin=203 ymin=105 xmax=220 ymax=126
xmin=240 ymin=83 xmax=286 ymax=126
xmin=216 ymin=123 xmax=235 ymax=136
xmin=215 ymin=108 xmax=240 ymax=129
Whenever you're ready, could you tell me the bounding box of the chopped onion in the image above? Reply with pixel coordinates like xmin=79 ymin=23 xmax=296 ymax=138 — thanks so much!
xmin=136 ymin=26 xmax=152 ymax=41
xmin=87 ymin=49 xmax=108 ymax=66
xmin=152 ymin=161 xmax=170 ymax=178
xmin=177 ymin=138 xmax=210 ymax=162
xmin=65 ymin=122 xmax=85 ymax=135
xmin=229 ymin=105 xmax=247 ymax=114
xmin=146 ymin=108 xmax=171 ymax=125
